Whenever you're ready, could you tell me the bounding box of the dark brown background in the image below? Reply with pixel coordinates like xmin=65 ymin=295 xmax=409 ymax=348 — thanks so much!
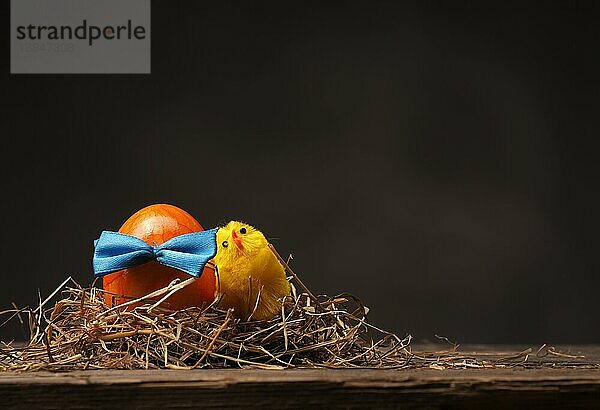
xmin=1 ymin=2 xmax=599 ymax=343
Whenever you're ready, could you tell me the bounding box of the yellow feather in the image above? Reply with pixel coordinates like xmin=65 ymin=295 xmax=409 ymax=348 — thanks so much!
xmin=213 ymin=221 xmax=290 ymax=321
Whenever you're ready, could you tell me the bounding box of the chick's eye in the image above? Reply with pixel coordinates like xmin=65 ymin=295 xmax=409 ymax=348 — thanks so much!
xmin=222 ymin=240 xmax=228 ymax=248
xmin=240 ymin=227 xmax=247 ymax=234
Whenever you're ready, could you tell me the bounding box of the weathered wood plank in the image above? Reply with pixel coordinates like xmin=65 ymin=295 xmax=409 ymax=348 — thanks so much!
xmin=1 ymin=345 xmax=599 ymax=409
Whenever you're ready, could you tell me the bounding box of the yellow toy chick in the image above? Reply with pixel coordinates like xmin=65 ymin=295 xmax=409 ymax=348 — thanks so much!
xmin=213 ymin=221 xmax=291 ymax=321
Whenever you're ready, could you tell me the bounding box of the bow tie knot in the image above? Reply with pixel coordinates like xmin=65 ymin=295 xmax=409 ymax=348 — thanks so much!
xmin=93 ymin=229 xmax=218 ymax=278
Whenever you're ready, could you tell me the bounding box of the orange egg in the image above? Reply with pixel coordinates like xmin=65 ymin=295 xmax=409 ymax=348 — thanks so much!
xmin=102 ymin=204 xmax=217 ymax=309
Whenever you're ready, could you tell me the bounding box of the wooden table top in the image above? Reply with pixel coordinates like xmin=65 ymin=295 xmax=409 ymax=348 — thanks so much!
xmin=1 ymin=345 xmax=599 ymax=409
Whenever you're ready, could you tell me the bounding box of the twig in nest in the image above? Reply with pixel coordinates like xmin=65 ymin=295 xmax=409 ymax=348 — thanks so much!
xmin=268 ymin=243 xmax=323 ymax=312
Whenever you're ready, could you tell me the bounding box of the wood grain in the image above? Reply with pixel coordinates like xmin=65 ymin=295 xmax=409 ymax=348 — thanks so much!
xmin=1 ymin=345 xmax=599 ymax=409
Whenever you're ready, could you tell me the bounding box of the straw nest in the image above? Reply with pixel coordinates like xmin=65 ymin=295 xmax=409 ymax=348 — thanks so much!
xmin=0 ymin=246 xmax=592 ymax=371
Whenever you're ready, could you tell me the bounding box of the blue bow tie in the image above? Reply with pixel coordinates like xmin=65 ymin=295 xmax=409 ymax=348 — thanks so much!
xmin=93 ymin=228 xmax=218 ymax=278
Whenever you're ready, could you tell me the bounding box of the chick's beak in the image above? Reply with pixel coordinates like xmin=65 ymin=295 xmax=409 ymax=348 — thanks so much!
xmin=231 ymin=229 xmax=244 ymax=250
